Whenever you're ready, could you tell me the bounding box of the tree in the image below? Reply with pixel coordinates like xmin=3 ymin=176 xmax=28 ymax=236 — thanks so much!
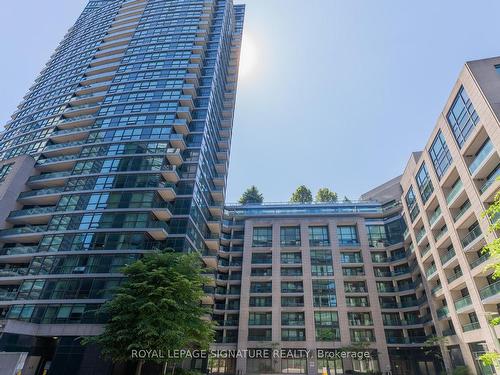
xmin=290 ymin=185 xmax=313 ymax=203
xmin=477 ymin=180 xmax=500 ymax=369
xmin=315 ymin=188 xmax=338 ymax=202
xmin=83 ymin=251 xmax=215 ymax=375
xmin=239 ymin=185 xmax=264 ymax=204
xmin=423 ymin=336 xmax=447 ymax=362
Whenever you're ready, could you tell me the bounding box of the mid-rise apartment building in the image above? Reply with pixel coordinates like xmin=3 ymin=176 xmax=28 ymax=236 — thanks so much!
xmin=0 ymin=0 xmax=244 ymax=373
xmin=401 ymin=57 xmax=500 ymax=375
xmin=209 ymin=178 xmax=444 ymax=375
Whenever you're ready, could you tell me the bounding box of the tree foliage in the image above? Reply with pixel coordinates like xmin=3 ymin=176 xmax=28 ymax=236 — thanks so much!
xmin=482 ymin=187 xmax=500 ymax=279
xmin=239 ymin=185 xmax=264 ymax=204
xmin=83 ymin=251 xmax=215 ymax=374
xmin=315 ymin=188 xmax=338 ymax=202
xmin=290 ymin=185 xmax=313 ymax=203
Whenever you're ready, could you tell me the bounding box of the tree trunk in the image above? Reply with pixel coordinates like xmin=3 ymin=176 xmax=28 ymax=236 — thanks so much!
xmin=171 ymin=363 xmax=176 ymax=375
xmin=135 ymin=360 xmax=144 ymax=375
xmin=162 ymin=361 xmax=168 ymax=375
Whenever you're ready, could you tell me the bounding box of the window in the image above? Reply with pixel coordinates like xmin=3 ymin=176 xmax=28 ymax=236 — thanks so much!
xmin=281 ymin=252 xmax=301 ymax=264
xmin=337 ymin=225 xmax=359 ymax=246
xmin=429 ymin=130 xmax=453 ymax=179
xmin=405 ymin=186 xmax=420 ymax=222
xmin=316 ymin=354 xmax=343 ymax=374
xmin=251 ymin=268 xmax=272 ymax=276
xmin=0 ymin=163 xmax=13 ymax=183
xmin=249 ymin=297 xmax=272 ymax=307
xmin=251 ymin=253 xmax=272 ymax=264
xmin=248 ymin=328 xmax=271 ymax=341
xmin=366 ymin=225 xmax=387 ymax=247
xmin=310 ymin=249 xmax=333 ymax=276
xmin=281 ymin=328 xmax=305 ymax=341
xmin=447 ymin=86 xmax=479 ymax=148
xmin=281 ymin=281 xmax=303 ymax=293
xmin=282 ymin=312 xmax=305 ymax=326
xmin=280 ymin=226 xmax=301 ymax=247
xmin=281 ymin=267 xmax=302 ymax=276
xmin=348 ymin=312 xmax=373 ymax=326
xmin=416 ymin=163 xmax=434 ymax=203
xmin=309 ymin=226 xmax=330 ymax=246
xmin=250 ymin=282 xmax=272 ymax=293
xmin=314 ymin=311 xmax=340 ymax=341
xmin=252 ymin=227 xmax=272 ymax=247
xmin=249 ymin=312 xmax=272 ymax=326
xmin=312 ymin=280 xmax=336 ymax=307
xmin=281 ymin=296 xmax=304 ymax=307
xmin=281 ymin=357 xmax=307 ymax=374
xmin=350 ymin=329 xmax=375 ymax=342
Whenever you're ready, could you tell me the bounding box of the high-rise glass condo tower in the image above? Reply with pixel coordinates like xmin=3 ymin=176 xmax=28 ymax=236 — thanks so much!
xmin=0 ymin=0 xmax=244 ymax=373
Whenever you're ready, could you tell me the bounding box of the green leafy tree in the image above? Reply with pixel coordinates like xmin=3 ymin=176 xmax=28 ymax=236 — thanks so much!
xmin=315 ymin=188 xmax=338 ymax=202
xmin=83 ymin=251 xmax=215 ymax=375
xmin=423 ymin=336 xmax=447 ymax=362
xmin=239 ymin=185 xmax=264 ymax=204
xmin=290 ymin=185 xmax=313 ymax=203
xmin=477 ymin=180 xmax=500 ymax=369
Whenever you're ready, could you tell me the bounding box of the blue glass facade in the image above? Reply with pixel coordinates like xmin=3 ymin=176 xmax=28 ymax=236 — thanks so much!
xmin=0 ymin=0 xmax=244 ymax=373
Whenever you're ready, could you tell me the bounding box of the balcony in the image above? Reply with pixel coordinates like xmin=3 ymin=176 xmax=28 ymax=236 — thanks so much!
xmin=0 ymin=246 xmax=38 ymax=256
xmin=454 ymin=295 xmax=472 ymax=313
xmin=425 ymin=264 xmax=437 ymax=278
xmin=434 ymin=227 xmax=448 ymax=243
xmin=461 ymin=225 xmax=483 ymax=251
xmin=340 ymin=255 xmax=363 ymax=264
xmin=453 ymin=200 xmax=471 ymax=223
xmin=8 ymin=206 xmax=56 ymax=224
xmin=18 ymin=187 xmax=64 ymax=205
xmin=440 ymin=249 xmax=456 ymax=266
xmin=416 ymin=228 xmax=426 ymax=244
xmin=480 ymin=166 xmax=500 ymax=195
xmin=469 ymin=139 xmax=494 ymax=176
xmin=462 ymin=322 xmax=481 ymax=332
xmin=428 ymin=207 xmax=442 ymax=227
xmin=447 ymin=270 xmax=462 ymax=284
xmin=0 ymin=225 xmax=48 ymax=241
xmin=431 ymin=284 xmax=443 ymax=295
xmin=470 ymin=253 xmax=490 ymax=269
xmin=479 ymin=281 xmax=500 ymax=303
xmin=62 ymin=103 xmax=101 ymax=118
xmin=161 ymin=166 xmax=180 ymax=184
xmin=436 ymin=306 xmax=450 ymax=319
xmin=0 ymin=268 xmax=28 ymax=278
xmin=0 ymin=290 xmax=18 ymax=301
xmin=446 ymin=180 xmax=463 ymax=205
xmin=28 ymin=171 xmax=71 ymax=188
xmin=56 ymin=114 xmax=95 ymax=129
xmin=50 ymin=127 xmax=90 ymax=143
xmin=36 ymin=154 xmax=78 ymax=172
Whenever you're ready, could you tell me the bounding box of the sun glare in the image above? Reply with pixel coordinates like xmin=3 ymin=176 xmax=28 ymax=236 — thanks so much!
xmin=239 ymin=33 xmax=257 ymax=79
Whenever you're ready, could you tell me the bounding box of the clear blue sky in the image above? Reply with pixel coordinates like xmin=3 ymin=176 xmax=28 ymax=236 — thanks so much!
xmin=1 ymin=1 xmax=500 ymax=202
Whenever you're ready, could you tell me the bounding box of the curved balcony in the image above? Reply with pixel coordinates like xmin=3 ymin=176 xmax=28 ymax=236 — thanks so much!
xmin=36 ymin=154 xmax=78 ymax=172
xmin=18 ymin=187 xmax=64 ymax=205
xmin=28 ymin=171 xmax=71 ymax=188
xmin=56 ymin=115 xmax=95 ymax=130
xmin=42 ymin=141 xmax=85 ymax=157
xmin=8 ymin=206 xmax=56 ymax=225
xmin=0 ymin=225 xmax=48 ymax=241
xmin=480 ymin=281 xmax=500 ymax=304
xmin=50 ymin=126 xmax=90 ymax=143
xmin=62 ymin=103 xmax=101 ymax=118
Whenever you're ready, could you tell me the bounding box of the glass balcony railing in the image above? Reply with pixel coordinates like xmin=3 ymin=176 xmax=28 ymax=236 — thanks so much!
xmin=447 ymin=270 xmax=463 ymax=283
xmin=0 ymin=268 xmax=28 ymax=277
xmin=453 ymin=200 xmax=471 ymax=222
xmin=37 ymin=154 xmax=78 ymax=165
xmin=425 ymin=264 xmax=437 ymax=277
xmin=446 ymin=180 xmax=463 ymax=204
xmin=442 ymin=328 xmax=456 ymax=336
xmin=0 ymin=290 xmax=18 ymax=300
xmin=429 ymin=207 xmax=442 ymax=226
xmin=43 ymin=140 xmax=85 ymax=151
xmin=8 ymin=206 xmax=56 ymax=218
xmin=28 ymin=171 xmax=71 ymax=182
xmin=416 ymin=229 xmax=426 ymax=243
xmin=437 ymin=306 xmax=449 ymax=319
xmin=0 ymin=225 xmax=48 ymax=237
xmin=461 ymin=225 xmax=482 ymax=249
xmin=462 ymin=322 xmax=481 ymax=332
xmin=57 ymin=114 xmax=95 ymax=125
xmin=0 ymin=246 xmax=38 ymax=255
xmin=341 ymin=256 xmax=363 ymax=263
xmin=440 ymin=249 xmax=456 ymax=265
xmin=469 ymin=139 xmax=493 ymax=174
xmin=470 ymin=253 xmax=490 ymax=269
xmin=431 ymin=284 xmax=442 ymax=294
xmin=480 ymin=167 xmax=500 ymax=194
xmin=454 ymin=295 xmax=472 ymax=311
xmin=19 ymin=187 xmax=64 ymax=199
xmin=479 ymin=281 xmax=500 ymax=300
xmin=434 ymin=227 xmax=448 ymax=242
